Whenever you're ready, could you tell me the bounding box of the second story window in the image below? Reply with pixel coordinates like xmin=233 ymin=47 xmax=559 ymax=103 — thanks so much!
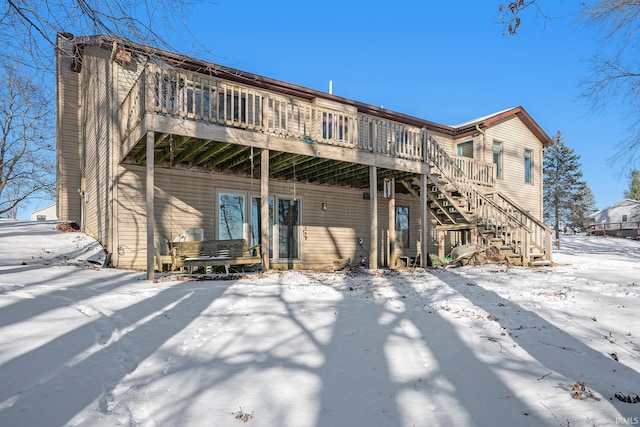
xmin=493 ymin=141 xmax=503 ymax=179
xmin=457 ymin=141 xmax=473 ymax=158
xmin=524 ymin=149 xmax=533 ymax=184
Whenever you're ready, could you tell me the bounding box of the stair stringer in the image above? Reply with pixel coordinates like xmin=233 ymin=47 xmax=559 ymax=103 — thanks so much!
xmin=420 ymin=131 xmax=551 ymax=264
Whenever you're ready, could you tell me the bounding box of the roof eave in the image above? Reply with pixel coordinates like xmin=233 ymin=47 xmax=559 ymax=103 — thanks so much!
xmin=68 ymin=35 xmax=547 ymax=142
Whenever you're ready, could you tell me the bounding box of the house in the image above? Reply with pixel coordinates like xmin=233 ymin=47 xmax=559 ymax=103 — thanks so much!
xmin=588 ymin=199 xmax=640 ymax=238
xmin=55 ymin=34 xmax=554 ymax=279
xmin=30 ymin=204 xmax=58 ymax=221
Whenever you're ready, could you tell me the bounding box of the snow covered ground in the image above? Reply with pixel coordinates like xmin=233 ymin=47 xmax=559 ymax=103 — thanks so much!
xmin=0 ymin=220 xmax=639 ymax=427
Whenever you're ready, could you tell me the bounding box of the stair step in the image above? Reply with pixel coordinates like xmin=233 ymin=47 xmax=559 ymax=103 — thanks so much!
xmin=531 ymin=259 xmax=551 ymax=266
xmin=508 ymin=254 xmax=524 ymax=266
xmin=500 ymin=247 xmax=514 ymax=257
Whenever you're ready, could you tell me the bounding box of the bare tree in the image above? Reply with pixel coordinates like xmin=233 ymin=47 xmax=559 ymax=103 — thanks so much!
xmin=1 ymin=0 xmax=204 ymax=73
xmin=497 ymin=1 xmax=552 ymax=35
xmin=581 ymin=1 xmax=640 ymax=166
xmin=0 ymin=65 xmax=54 ymax=217
xmin=499 ymin=1 xmax=640 ymax=167
xmin=0 ymin=0 xmax=206 ymax=217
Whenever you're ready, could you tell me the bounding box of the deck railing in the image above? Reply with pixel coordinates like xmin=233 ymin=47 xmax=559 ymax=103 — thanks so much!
xmin=453 ymin=156 xmax=496 ymax=187
xmin=119 ymin=63 xmax=491 ymax=174
xmin=589 ymin=221 xmax=640 ymax=238
xmin=424 ymin=132 xmax=552 ymax=261
xmin=486 ymin=191 xmax=553 ymax=259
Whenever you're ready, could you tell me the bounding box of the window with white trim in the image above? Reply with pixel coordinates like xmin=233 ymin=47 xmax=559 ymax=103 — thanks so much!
xmin=493 ymin=141 xmax=503 ymax=179
xmin=524 ymin=149 xmax=533 ymax=184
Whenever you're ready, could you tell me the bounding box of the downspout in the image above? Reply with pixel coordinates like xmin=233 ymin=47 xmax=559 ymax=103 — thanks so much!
xmin=475 ymin=124 xmax=486 ymax=162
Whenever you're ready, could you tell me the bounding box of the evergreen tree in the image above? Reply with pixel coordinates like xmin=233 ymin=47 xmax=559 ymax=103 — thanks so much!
xmin=567 ymin=181 xmax=598 ymax=232
xmin=543 ymin=131 xmax=585 ymax=239
xmin=624 ymin=169 xmax=640 ymax=200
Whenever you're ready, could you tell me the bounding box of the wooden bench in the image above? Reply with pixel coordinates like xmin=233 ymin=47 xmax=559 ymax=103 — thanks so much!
xmin=170 ymin=239 xmax=261 ymax=273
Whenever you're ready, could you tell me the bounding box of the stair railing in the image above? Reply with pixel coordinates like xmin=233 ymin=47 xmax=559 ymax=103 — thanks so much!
xmin=423 ymin=131 xmax=537 ymax=260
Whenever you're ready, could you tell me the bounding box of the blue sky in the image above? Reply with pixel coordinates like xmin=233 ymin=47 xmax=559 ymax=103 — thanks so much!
xmin=174 ymin=1 xmax=631 ymax=211
xmin=23 ymin=1 xmax=633 ymax=217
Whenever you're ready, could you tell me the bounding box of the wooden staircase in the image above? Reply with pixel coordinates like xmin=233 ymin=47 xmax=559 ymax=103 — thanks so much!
xmin=406 ymin=133 xmax=553 ymax=266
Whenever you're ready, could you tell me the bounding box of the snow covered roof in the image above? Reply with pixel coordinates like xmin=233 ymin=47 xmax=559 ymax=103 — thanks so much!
xmin=450 ymin=108 xmax=516 ymax=128
xmin=450 ymin=106 xmax=554 ymax=147
xmin=589 ymin=199 xmax=640 ymax=222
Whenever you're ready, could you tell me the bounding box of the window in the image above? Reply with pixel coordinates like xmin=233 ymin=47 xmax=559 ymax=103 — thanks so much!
xmin=219 ymin=193 xmax=245 ymax=240
xmin=524 ymin=149 xmax=533 ymax=184
xmin=395 ymin=206 xmax=409 ymax=248
xmin=622 ymin=214 xmax=628 ymax=222
xmin=277 ymin=198 xmax=300 ymax=259
xmin=493 ymin=141 xmax=503 ymax=179
xmin=456 ymin=141 xmax=473 ymax=158
xmin=36 ymin=215 xmax=46 ymax=221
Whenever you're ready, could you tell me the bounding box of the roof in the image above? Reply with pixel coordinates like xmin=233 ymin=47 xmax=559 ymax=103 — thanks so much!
xmin=30 ymin=203 xmax=57 ymax=215
xmin=452 ymin=107 xmax=555 ymax=147
xmin=64 ymin=33 xmax=554 ymax=147
xmin=589 ymin=199 xmax=640 ymax=221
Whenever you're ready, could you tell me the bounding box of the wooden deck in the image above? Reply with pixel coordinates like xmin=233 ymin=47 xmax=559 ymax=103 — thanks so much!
xmin=119 ymin=63 xmax=496 ymax=188
xmin=118 ymin=63 xmax=551 ymax=269
xmin=588 ymin=222 xmax=640 ymax=239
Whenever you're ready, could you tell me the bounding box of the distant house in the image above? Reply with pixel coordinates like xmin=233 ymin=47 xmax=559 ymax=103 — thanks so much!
xmin=30 ymin=204 xmax=58 ymax=221
xmin=55 ymin=33 xmax=554 ymax=278
xmin=588 ymin=199 xmax=640 ymax=238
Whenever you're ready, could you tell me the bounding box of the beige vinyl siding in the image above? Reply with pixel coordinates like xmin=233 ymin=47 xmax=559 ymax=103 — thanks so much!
xmin=431 ymin=132 xmax=456 ymax=157
xmin=56 ymin=38 xmax=82 ymax=223
xmin=294 ymin=185 xmax=370 ymax=268
xmin=114 ymin=165 xmax=425 ymax=270
xmin=299 ymin=186 xmax=422 ymax=268
xmin=485 ymin=117 xmax=543 ymax=219
xmin=80 ymin=47 xmax=113 ymax=247
xmin=116 ymin=165 xmax=215 ymax=268
xmin=115 ymin=59 xmax=145 ymax=105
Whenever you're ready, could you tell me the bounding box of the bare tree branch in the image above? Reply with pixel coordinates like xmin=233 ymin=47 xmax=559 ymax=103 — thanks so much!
xmin=497 ymin=1 xmax=552 ymax=35
xmin=579 ymin=1 xmax=640 ymax=166
xmin=0 ymin=0 xmax=211 ymax=75
xmin=498 ymin=2 xmax=640 ymax=169
xmin=0 ymin=0 xmax=212 ymax=217
xmin=0 ymin=65 xmax=54 ymax=217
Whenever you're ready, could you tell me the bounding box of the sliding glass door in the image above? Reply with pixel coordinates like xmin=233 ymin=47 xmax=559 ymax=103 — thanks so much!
xmin=277 ymin=198 xmax=299 ymax=259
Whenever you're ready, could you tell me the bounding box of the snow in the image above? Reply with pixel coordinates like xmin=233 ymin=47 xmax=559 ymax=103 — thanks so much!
xmin=1 ymin=221 xmax=639 ymax=427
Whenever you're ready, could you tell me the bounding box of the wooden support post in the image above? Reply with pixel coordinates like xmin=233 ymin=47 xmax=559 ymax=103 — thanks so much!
xmin=261 ymin=149 xmax=270 ymax=271
xmin=369 ymin=165 xmax=378 ymax=269
xmin=420 ymin=173 xmax=428 ymax=268
xmin=146 ymin=131 xmax=155 ymax=281
xmin=388 ymin=177 xmax=396 ymax=269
